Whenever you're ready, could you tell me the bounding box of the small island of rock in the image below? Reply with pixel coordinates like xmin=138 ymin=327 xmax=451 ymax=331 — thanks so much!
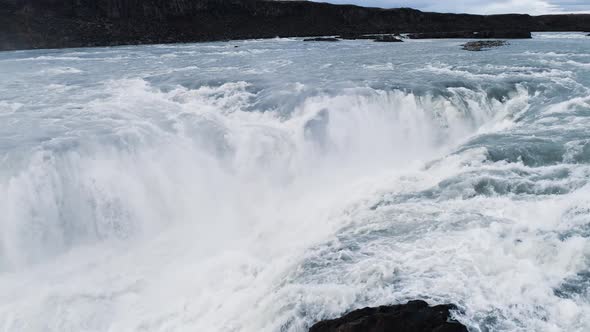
xmin=309 ymin=300 xmax=467 ymax=332
xmin=462 ymin=40 xmax=509 ymax=51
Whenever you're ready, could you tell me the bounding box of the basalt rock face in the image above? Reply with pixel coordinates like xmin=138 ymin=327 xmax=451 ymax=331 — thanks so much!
xmin=309 ymin=300 xmax=468 ymax=332
xmin=1 ymin=0 xmax=589 ymax=51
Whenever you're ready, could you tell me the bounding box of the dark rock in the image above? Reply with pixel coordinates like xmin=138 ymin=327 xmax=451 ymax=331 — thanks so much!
xmin=338 ymin=34 xmax=381 ymax=40
xmin=309 ymin=300 xmax=467 ymax=332
xmin=303 ymin=37 xmax=340 ymax=42
xmin=339 ymin=33 xmax=402 ymax=40
xmin=339 ymin=34 xmax=402 ymax=42
xmin=408 ymin=31 xmax=532 ymax=39
xmin=0 ymin=0 xmax=588 ymax=51
xmin=374 ymin=35 xmax=404 ymax=42
xmin=462 ymin=40 xmax=508 ymax=51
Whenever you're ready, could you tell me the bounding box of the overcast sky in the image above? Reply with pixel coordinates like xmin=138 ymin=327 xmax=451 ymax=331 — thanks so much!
xmin=317 ymin=0 xmax=590 ymax=15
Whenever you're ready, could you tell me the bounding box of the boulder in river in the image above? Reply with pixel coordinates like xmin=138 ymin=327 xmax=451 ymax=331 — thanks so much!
xmin=309 ymin=300 xmax=467 ymax=332
xmin=374 ymin=35 xmax=404 ymax=42
xmin=462 ymin=40 xmax=508 ymax=51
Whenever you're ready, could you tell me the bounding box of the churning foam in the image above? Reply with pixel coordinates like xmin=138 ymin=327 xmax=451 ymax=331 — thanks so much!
xmin=1 ymin=37 xmax=589 ymax=331
xmin=0 ymin=74 xmax=531 ymax=331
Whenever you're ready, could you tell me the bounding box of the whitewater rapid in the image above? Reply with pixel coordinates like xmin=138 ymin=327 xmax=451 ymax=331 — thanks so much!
xmin=0 ymin=32 xmax=589 ymax=331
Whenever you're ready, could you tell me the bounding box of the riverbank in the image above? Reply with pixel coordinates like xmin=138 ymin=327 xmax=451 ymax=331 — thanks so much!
xmin=1 ymin=0 xmax=589 ymax=51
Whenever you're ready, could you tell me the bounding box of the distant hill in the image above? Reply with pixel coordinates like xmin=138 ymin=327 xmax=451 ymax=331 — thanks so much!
xmin=1 ymin=0 xmax=589 ymax=50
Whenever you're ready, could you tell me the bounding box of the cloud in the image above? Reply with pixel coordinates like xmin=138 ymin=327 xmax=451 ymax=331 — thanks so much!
xmin=424 ymin=0 xmax=560 ymax=15
xmin=317 ymin=0 xmax=590 ymax=14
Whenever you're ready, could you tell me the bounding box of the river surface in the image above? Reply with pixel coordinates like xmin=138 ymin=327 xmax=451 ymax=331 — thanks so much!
xmin=0 ymin=32 xmax=589 ymax=331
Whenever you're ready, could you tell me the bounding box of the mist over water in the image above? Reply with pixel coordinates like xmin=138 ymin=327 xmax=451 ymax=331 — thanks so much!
xmin=0 ymin=32 xmax=589 ymax=331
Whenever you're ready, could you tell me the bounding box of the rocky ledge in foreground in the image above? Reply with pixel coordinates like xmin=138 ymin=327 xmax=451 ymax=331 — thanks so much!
xmin=309 ymin=300 xmax=467 ymax=332
xmin=462 ymin=40 xmax=508 ymax=51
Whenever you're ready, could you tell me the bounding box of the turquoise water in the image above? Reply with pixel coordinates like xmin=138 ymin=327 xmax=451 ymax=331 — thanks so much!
xmin=0 ymin=32 xmax=589 ymax=331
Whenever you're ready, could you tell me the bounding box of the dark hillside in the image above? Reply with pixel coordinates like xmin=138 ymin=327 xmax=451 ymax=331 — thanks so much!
xmin=0 ymin=0 xmax=588 ymax=50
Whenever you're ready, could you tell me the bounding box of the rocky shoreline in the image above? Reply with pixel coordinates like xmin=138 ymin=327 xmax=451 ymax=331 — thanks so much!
xmin=408 ymin=31 xmax=531 ymax=39
xmin=303 ymin=37 xmax=340 ymax=42
xmin=1 ymin=0 xmax=589 ymax=51
xmin=309 ymin=300 xmax=467 ymax=332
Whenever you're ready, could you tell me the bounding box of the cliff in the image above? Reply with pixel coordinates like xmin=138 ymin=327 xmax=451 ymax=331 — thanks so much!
xmin=1 ymin=0 xmax=589 ymax=51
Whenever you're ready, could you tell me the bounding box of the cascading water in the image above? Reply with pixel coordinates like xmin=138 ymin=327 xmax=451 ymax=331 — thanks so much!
xmin=0 ymin=32 xmax=589 ymax=331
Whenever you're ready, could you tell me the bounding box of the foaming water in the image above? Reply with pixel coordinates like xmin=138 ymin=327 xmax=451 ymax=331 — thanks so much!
xmin=0 ymin=33 xmax=589 ymax=331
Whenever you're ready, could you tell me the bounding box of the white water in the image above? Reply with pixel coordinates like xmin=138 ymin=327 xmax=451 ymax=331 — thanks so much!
xmin=1 ymin=35 xmax=590 ymax=331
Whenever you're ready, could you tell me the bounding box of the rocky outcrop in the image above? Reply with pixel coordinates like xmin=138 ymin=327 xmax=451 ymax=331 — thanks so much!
xmin=462 ymin=40 xmax=509 ymax=51
xmin=337 ymin=34 xmax=403 ymax=42
xmin=408 ymin=31 xmax=531 ymax=39
xmin=304 ymin=37 xmax=340 ymax=42
xmin=309 ymin=300 xmax=467 ymax=332
xmin=0 ymin=0 xmax=589 ymax=51
xmin=339 ymin=34 xmax=402 ymax=40
xmin=339 ymin=34 xmax=383 ymax=40
xmin=374 ymin=35 xmax=403 ymax=42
